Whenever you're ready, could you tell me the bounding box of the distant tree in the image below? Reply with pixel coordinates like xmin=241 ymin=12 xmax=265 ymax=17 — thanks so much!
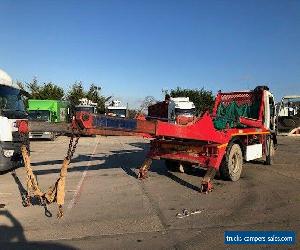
xmin=36 ymin=83 xmax=64 ymax=100
xmin=16 ymin=77 xmax=64 ymax=107
xmin=18 ymin=77 xmax=108 ymax=114
xmin=169 ymin=87 xmax=215 ymax=115
xmin=16 ymin=80 xmax=26 ymax=91
xmin=85 ymin=84 xmax=106 ymax=113
xmin=138 ymin=96 xmax=157 ymax=115
xmin=127 ymin=109 xmax=138 ymax=119
xmin=26 ymin=77 xmax=41 ymax=99
xmin=66 ymin=81 xmax=86 ymax=108
xmin=66 ymin=82 xmax=106 ymax=114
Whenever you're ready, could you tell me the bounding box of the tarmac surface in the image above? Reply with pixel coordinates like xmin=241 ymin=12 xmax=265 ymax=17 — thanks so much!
xmin=0 ymin=135 xmax=299 ymax=249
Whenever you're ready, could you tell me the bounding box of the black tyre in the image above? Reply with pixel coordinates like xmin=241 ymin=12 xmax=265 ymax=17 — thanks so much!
xmin=219 ymin=143 xmax=243 ymax=181
xmin=265 ymin=137 xmax=275 ymax=165
xmin=165 ymin=160 xmax=180 ymax=172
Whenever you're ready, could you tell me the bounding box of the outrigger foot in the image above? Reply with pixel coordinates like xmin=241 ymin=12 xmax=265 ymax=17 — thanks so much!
xmin=137 ymin=158 xmax=152 ymax=179
xmin=138 ymin=169 xmax=148 ymax=179
xmin=200 ymin=167 xmax=217 ymax=194
xmin=200 ymin=181 xmax=213 ymax=194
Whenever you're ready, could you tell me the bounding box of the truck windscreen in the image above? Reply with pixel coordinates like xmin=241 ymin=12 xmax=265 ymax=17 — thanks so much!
xmin=28 ymin=110 xmax=50 ymax=121
xmin=0 ymin=85 xmax=25 ymax=112
xmin=75 ymin=107 xmax=95 ymax=113
xmin=175 ymin=108 xmax=195 ymax=116
xmin=108 ymin=109 xmax=126 ymax=117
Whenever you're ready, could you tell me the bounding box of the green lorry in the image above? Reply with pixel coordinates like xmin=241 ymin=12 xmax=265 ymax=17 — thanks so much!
xmin=27 ymin=99 xmax=69 ymax=140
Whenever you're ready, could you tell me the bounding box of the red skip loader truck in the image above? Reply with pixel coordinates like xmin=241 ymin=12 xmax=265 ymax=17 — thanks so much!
xmin=31 ymin=86 xmax=277 ymax=193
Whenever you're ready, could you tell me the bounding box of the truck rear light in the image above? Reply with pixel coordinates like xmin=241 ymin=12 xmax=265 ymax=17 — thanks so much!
xmin=17 ymin=120 xmax=29 ymax=134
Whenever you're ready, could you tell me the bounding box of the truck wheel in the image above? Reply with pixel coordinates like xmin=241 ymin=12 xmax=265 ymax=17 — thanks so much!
xmin=265 ymin=137 xmax=275 ymax=165
xmin=165 ymin=160 xmax=180 ymax=172
xmin=220 ymin=143 xmax=243 ymax=181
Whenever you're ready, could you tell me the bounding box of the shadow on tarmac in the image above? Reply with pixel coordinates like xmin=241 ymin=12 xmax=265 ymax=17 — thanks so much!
xmin=0 ymin=210 xmax=76 ymax=249
xmin=10 ymin=171 xmax=53 ymax=217
xmin=29 ymin=141 xmax=207 ymax=193
xmin=11 ymin=171 xmax=28 ymax=206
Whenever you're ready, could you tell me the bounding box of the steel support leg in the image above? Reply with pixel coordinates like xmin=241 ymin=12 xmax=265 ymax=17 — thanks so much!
xmin=200 ymin=167 xmax=217 ymax=194
xmin=138 ymin=158 xmax=152 ymax=179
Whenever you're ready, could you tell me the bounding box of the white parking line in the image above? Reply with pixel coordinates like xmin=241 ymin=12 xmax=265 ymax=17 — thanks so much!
xmin=67 ymin=137 xmax=100 ymax=212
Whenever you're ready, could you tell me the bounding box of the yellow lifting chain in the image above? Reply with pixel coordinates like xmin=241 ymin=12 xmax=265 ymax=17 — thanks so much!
xmin=21 ymin=132 xmax=80 ymax=218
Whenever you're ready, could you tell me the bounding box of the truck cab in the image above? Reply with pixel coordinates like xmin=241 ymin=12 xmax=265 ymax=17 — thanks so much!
xmin=106 ymin=100 xmax=127 ymax=118
xmin=276 ymin=96 xmax=300 ymax=134
xmin=74 ymin=98 xmax=97 ymax=115
xmin=263 ymin=88 xmax=276 ymax=132
xmin=170 ymin=97 xmax=196 ymax=125
xmin=147 ymin=96 xmax=195 ymax=124
xmin=28 ymin=99 xmax=69 ymax=140
xmin=0 ymin=70 xmax=28 ymax=172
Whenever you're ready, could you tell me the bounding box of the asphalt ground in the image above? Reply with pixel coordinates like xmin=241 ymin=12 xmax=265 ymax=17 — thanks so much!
xmin=0 ymin=135 xmax=299 ymax=249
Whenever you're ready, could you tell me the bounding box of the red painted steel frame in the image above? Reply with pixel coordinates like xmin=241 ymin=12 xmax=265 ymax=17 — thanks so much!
xmin=148 ymin=139 xmax=227 ymax=170
xmin=74 ymin=111 xmax=157 ymax=135
xmin=154 ymin=113 xmax=230 ymax=144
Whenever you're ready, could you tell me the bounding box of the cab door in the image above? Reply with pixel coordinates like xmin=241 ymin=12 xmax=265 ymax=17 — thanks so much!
xmin=264 ymin=92 xmax=275 ymax=131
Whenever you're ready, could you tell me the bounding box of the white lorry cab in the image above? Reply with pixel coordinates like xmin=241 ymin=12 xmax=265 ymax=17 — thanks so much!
xmin=0 ymin=69 xmax=28 ymax=172
xmin=106 ymin=100 xmax=127 ymax=118
xmin=168 ymin=97 xmax=196 ymax=125
xmin=169 ymin=97 xmax=195 ymax=117
xmin=74 ymin=98 xmax=97 ymax=114
xmin=147 ymin=96 xmax=196 ymax=125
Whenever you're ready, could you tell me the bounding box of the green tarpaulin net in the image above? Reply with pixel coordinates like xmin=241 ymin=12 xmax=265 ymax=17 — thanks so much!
xmin=213 ymin=101 xmax=260 ymax=130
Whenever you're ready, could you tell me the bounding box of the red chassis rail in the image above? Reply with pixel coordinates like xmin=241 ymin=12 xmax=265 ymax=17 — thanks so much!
xmin=147 ymin=139 xmax=227 ymax=170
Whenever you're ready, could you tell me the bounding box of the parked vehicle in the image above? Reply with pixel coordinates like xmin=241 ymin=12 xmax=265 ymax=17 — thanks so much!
xmin=148 ymin=96 xmax=195 ymax=124
xmin=276 ymin=95 xmax=300 ymax=135
xmin=74 ymin=98 xmax=97 ymax=115
xmin=28 ymin=99 xmax=69 ymax=140
xmin=0 ymin=69 xmax=29 ymax=172
xmin=106 ymin=100 xmax=127 ymax=118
